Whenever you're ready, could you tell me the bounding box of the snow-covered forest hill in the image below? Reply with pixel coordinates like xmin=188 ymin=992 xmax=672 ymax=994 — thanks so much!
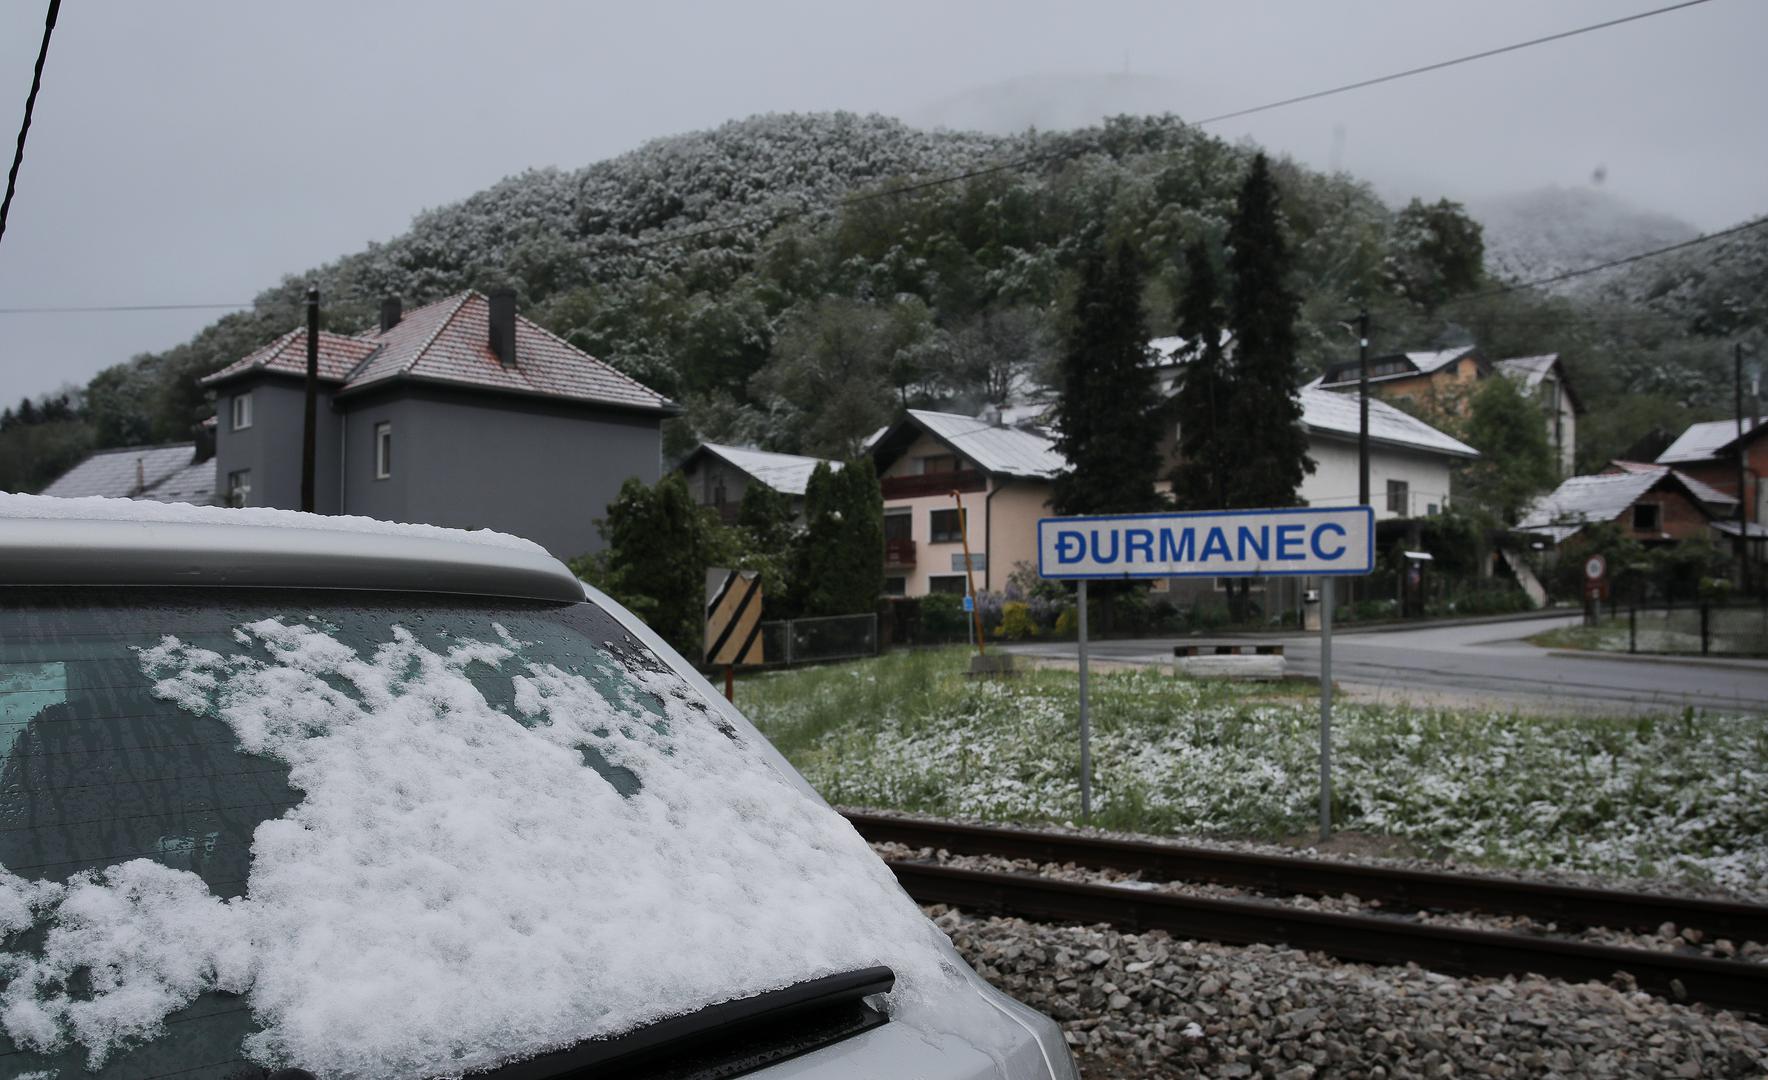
xmin=11 ymin=112 xmax=1763 ymax=492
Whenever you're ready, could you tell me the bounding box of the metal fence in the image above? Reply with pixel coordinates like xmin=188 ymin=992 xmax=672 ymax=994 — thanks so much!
xmin=1584 ymin=598 xmax=1768 ymax=658
xmin=757 ymin=613 xmax=879 ymax=667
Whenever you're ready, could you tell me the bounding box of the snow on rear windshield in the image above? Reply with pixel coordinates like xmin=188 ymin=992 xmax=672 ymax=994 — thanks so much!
xmin=0 ymin=607 xmax=956 ymax=1078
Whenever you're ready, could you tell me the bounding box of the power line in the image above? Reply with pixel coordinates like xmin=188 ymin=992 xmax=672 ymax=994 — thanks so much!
xmin=1191 ymin=0 xmax=1714 ymax=128
xmin=0 ymin=0 xmax=60 ymax=249
xmin=0 ymin=301 xmax=253 ymax=314
xmin=1448 ymin=215 xmax=1768 ymax=303
xmin=0 ymin=1 xmax=1728 ymax=311
xmin=616 ymin=0 xmax=1715 ymax=254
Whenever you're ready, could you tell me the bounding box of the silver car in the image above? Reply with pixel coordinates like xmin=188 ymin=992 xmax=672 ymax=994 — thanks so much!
xmin=0 ymin=496 xmax=1077 ymax=1080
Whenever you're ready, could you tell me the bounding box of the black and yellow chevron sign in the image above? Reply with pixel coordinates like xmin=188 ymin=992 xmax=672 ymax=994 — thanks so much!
xmin=704 ymin=568 xmax=764 ymax=667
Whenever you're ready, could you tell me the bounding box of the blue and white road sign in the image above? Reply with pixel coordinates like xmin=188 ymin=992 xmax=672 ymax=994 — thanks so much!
xmin=1037 ymin=506 xmax=1374 ymax=580
xmin=962 ymin=595 xmax=975 ymax=612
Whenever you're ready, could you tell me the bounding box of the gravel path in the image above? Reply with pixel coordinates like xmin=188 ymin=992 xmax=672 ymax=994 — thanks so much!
xmin=930 ymin=906 xmax=1768 ymax=1078
xmin=876 ymin=843 xmax=1768 ymax=965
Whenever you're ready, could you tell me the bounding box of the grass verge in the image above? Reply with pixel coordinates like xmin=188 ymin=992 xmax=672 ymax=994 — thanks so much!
xmin=738 ymin=648 xmax=1768 ymax=891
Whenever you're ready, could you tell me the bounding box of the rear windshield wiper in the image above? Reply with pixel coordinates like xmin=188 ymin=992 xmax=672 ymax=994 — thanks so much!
xmin=465 ymin=966 xmax=895 ymax=1080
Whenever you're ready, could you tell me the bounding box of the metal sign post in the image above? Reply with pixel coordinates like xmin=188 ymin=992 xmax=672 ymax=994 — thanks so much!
xmin=1035 ymin=506 xmax=1374 ymax=835
xmin=1077 ymin=578 xmax=1091 ymax=819
xmin=1318 ymin=576 xmax=1333 ymax=840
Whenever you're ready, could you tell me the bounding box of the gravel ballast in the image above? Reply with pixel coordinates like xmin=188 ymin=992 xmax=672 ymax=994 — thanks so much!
xmin=876 ymin=842 xmax=1768 ymax=965
xmin=931 ymin=905 xmax=1768 ymax=1078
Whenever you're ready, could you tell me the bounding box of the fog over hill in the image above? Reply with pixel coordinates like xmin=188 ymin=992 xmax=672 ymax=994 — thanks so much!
xmin=1467 ymin=187 xmax=1700 ymax=294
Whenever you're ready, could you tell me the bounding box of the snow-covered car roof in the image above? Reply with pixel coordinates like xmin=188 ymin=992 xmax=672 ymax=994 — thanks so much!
xmin=0 ymin=493 xmax=583 ymax=602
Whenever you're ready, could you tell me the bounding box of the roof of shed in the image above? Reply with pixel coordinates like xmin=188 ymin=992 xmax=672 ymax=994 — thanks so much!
xmin=690 ymin=443 xmax=841 ymax=496
xmin=1657 ymin=416 xmax=1768 ymax=464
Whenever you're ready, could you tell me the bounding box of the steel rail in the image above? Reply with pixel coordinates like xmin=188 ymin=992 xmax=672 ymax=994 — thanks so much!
xmin=846 ymin=812 xmax=1768 ymax=943
xmin=886 ymin=861 xmax=1768 ymax=1015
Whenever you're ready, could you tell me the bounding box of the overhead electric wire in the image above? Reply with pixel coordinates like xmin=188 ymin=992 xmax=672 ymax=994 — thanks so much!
xmin=0 ymin=0 xmax=1726 ymax=313
xmin=1448 ymin=215 xmax=1768 ymax=302
xmin=613 ymin=0 xmax=1715 ymax=254
xmin=0 ymin=0 xmax=60 ymax=249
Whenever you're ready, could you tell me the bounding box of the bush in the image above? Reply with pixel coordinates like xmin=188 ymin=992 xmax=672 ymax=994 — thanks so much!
xmin=1053 ymin=608 xmax=1079 ymax=638
xmin=920 ymin=593 xmax=969 ymax=640
xmin=996 ymin=601 xmax=1039 ymax=640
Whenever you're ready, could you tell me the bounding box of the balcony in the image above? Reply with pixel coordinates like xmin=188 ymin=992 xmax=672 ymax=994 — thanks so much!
xmin=880 ymin=469 xmax=986 ymax=500
xmin=885 ymin=537 xmax=916 ymax=567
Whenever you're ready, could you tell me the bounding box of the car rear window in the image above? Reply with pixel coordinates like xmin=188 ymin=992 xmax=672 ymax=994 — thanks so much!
xmin=0 ymin=587 xmax=944 ymax=1080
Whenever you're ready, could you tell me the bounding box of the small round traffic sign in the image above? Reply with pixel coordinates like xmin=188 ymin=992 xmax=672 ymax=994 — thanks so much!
xmin=1584 ymin=554 xmax=1607 ymax=581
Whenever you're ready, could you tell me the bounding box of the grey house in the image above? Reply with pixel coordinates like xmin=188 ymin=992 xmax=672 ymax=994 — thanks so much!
xmin=202 ymin=290 xmax=677 ymax=558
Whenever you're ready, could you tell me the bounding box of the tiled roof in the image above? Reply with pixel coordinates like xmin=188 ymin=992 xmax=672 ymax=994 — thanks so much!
xmin=694 ymin=443 xmax=841 ymax=497
xmin=201 ymin=329 xmax=378 ymax=385
xmin=1301 ymin=387 xmax=1479 ymax=459
xmin=905 ymin=409 xmax=1067 ymax=479
xmin=1657 ymin=416 xmax=1768 ymax=464
xmin=37 ymin=443 xmax=216 ymax=505
xmin=1607 ymin=460 xmax=1735 ymax=506
xmin=202 ymin=292 xmax=675 ymax=413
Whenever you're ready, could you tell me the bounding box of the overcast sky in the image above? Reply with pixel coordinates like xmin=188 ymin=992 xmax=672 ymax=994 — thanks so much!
xmin=0 ymin=0 xmax=1762 ymax=407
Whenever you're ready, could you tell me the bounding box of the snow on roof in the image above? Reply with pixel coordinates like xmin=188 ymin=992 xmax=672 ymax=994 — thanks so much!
xmin=138 ymin=456 xmax=219 ymax=506
xmin=1406 ymin=346 xmax=1477 ymax=374
xmin=203 ymin=292 xmax=676 ymax=414
xmin=1516 ymin=471 xmax=1662 ymax=537
xmin=906 ymin=409 xmax=1067 ymax=479
xmin=1657 ymin=416 xmax=1768 ymax=464
xmin=1147 ymin=331 xmax=1233 ymax=365
xmin=1494 ymin=354 xmax=1558 ymax=390
xmin=37 ymin=444 xmax=210 ymax=502
xmin=1607 ymin=461 xmax=1735 ymax=506
xmin=1712 ymin=520 xmax=1768 ymax=539
xmin=0 ymin=492 xmax=548 ymax=556
xmin=1300 ymin=387 xmax=1479 ymax=459
xmin=695 ymin=443 xmax=840 ymax=497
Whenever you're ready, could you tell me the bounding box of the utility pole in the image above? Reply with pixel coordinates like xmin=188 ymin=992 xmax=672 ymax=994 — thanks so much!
xmin=1356 ymin=308 xmax=1371 ymax=508
xmin=301 ymin=286 xmax=319 ymax=513
xmin=1737 ymin=342 xmax=1752 ymax=595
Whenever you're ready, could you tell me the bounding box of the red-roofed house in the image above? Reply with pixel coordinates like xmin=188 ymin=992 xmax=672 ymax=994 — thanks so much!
xmin=202 ymin=289 xmax=678 ymax=558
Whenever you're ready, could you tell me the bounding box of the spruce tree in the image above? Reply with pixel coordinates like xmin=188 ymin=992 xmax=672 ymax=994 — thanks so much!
xmin=1223 ymin=153 xmax=1313 ymax=509
xmin=788 ymin=458 xmax=884 ymax=617
xmin=1051 ymin=239 xmax=1164 ymax=516
xmin=1167 ymin=240 xmax=1232 ymax=510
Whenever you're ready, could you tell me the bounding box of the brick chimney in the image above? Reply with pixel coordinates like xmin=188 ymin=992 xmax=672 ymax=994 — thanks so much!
xmin=379 ymin=296 xmax=402 ymax=332
xmin=489 ymin=288 xmax=517 ymax=369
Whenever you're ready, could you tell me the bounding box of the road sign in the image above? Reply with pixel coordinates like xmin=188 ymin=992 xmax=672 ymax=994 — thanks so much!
xmin=1037 ymin=505 xmax=1372 ymax=837
xmin=704 ymin=568 xmax=764 ymax=668
xmin=1585 ymin=554 xmax=1607 ymax=581
xmin=1037 ymin=506 xmax=1374 ymax=580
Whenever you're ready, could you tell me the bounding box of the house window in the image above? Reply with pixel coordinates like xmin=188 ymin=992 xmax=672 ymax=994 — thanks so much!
xmin=1427 ymin=503 xmax=1440 ymax=517
xmin=1633 ymin=503 xmax=1660 ymax=531
xmin=883 ymin=577 xmax=907 ymax=597
xmin=227 ymin=469 xmax=251 ymax=508
xmin=929 ymin=508 xmax=964 ymax=543
xmin=928 ymin=575 xmax=968 ymax=595
xmin=231 ymin=392 xmax=253 ymax=431
xmin=919 ymin=454 xmax=959 ymax=475
xmin=374 ymin=422 xmax=392 ymax=480
xmin=1386 ymin=479 xmax=1409 ymax=516
xmin=883 ymin=510 xmax=912 ymax=540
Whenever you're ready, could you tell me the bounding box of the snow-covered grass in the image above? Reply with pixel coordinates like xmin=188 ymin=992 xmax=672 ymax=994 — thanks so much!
xmin=739 ymin=649 xmax=1768 ymax=891
xmin=1532 ymin=608 xmax=1768 ymax=658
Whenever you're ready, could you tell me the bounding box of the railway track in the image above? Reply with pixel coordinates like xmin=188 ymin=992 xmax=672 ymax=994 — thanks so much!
xmin=845 ymin=812 xmax=1768 ymax=1015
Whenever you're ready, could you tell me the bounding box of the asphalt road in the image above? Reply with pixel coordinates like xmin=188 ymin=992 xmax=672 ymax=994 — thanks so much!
xmin=1004 ymin=612 xmax=1768 ymax=715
